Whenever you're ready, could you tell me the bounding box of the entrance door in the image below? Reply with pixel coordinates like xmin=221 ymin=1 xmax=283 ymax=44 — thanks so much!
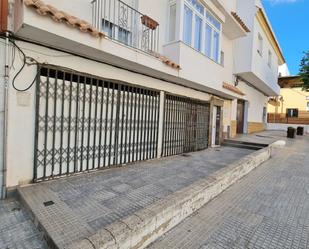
xmin=237 ymin=100 xmax=245 ymax=134
xmin=212 ymin=106 xmax=221 ymax=146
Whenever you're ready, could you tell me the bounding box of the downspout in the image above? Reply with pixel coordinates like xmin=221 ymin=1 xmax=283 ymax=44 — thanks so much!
xmin=1 ymin=31 xmax=9 ymax=199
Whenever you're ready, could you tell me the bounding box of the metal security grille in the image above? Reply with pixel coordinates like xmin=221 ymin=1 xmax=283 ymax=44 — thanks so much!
xmin=34 ymin=66 xmax=160 ymax=181
xmin=163 ymin=94 xmax=210 ymax=157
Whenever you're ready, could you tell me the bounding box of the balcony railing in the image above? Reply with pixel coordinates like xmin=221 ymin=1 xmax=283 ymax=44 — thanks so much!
xmin=91 ymin=0 xmax=160 ymax=54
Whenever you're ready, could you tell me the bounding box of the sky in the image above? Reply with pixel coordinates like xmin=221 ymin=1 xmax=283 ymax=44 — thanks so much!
xmin=262 ymin=0 xmax=309 ymax=75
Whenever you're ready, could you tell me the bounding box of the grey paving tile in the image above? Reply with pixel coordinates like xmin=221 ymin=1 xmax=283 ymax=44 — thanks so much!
xmin=18 ymin=144 xmax=255 ymax=247
xmin=148 ymin=135 xmax=309 ymax=249
xmin=0 ymin=199 xmax=47 ymax=249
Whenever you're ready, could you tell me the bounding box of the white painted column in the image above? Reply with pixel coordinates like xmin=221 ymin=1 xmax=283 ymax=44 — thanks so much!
xmin=176 ymin=0 xmax=184 ymax=42
xmin=0 ymin=37 xmax=7 ymax=199
xmin=157 ymin=91 xmax=165 ymax=158
xmin=0 ymin=40 xmax=4 ymax=198
xmin=244 ymin=101 xmax=249 ymax=134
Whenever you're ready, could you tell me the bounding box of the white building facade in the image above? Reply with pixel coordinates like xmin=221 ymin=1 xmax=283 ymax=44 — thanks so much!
xmin=0 ymin=0 xmax=284 ymax=197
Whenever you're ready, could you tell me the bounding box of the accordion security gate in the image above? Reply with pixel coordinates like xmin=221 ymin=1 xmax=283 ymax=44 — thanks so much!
xmin=163 ymin=94 xmax=210 ymax=157
xmin=34 ymin=66 xmax=160 ymax=181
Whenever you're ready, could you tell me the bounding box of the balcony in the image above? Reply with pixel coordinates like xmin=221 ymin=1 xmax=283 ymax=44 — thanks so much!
xmin=91 ymin=0 xmax=160 ymax=54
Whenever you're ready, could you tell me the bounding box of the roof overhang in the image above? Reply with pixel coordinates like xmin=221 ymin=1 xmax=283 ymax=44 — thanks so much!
xmin=278 ymin=75 xmax=303 ymax=88
xmin=256 ymin=8 xmax=285 ymax=65
xmin=237 ymin=71 xmax=280 ymax=96
xmin=222 ymin=12 xmax=248 ymax=39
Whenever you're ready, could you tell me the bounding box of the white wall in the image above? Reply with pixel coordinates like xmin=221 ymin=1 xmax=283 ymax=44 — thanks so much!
xmin=40 ymin=0 xmax=166 ymax=55
xmin=231 ymin=99 xmax=237 ymax=121
xmin=279 ymin=64 xmax=290 ymax=77
xmin=223 ymin=100 xmax=232 ymax=133
xmin=42 ymin=0 xmax=92 ymax=23
xmin=138 ymin=0 xmax=168 ymax=54
xmin=224 ymin=0 xmax=237 ymax=13
xmin=221 ymin=34 xmax=235 ymax=84
xmin=5 ymin=41 xmax=213 ymax=188
xmin=251 ymin=16 xmax=279 ymax=93
xmin=234 ymin=0 xmax=280 ymax=96
xmin=162 ymin=31 xmax=235 ymax=97
xmin=234 ymin=0 xmax=255 ymax=74
xmin=238 ymin=81 xmax=268 ymax=123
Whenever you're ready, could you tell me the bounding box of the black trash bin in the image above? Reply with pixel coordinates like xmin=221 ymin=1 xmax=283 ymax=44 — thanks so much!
xmin=287 ymin=127 xmax=296 ymax=138
xmin=297 ymin=127 xmax=304 ymax=136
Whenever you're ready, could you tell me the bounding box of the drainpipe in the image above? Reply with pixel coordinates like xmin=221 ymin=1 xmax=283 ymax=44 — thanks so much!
xmin=1 ymin=31 xmax=9 ymax=199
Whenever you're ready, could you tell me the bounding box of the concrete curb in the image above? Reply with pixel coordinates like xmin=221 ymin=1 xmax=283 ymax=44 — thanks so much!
xmin=66 ymin=143 xmax=277 ymax=249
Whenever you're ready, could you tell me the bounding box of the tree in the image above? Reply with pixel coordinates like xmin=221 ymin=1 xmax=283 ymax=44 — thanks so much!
xmin=300 ymin=51 xmax=309 ymax=91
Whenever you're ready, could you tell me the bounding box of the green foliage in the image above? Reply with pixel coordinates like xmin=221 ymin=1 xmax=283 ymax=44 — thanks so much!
xmin=300 ymin=51 xmax=309 ymax=91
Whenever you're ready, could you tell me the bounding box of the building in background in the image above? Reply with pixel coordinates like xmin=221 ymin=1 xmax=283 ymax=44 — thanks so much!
xmin=279 ymin=63 xmax=291 ymax=77
xmin=268 ymin=75 xmax=309 ymax=126
xmin=0 ymin=0 xmax=284 ymax=198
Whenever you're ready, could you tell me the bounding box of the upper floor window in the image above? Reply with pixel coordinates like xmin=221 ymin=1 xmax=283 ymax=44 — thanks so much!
xmin=168 ymin=3 xmax=177 ymax=42
xmin=286 ymin=108 xmax=298 ymax=118
xmin=182 ymin=0 xmax=222 ymax=63
xmin=258 ymin=33 xmax=263 ymax=56
xmin=268 ymin=50 xmax=272 ymax=68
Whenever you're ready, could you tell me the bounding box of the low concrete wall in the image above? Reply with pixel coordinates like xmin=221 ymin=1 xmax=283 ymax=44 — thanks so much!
xmin=67 ymin=145 xmax=274 ymax=249
xmin=267 ymin=123 xmax=309 ymax=134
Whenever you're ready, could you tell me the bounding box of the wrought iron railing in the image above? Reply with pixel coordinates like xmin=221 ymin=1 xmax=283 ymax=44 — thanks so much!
xmin=91 ymin=0 xmax=160 ymax=54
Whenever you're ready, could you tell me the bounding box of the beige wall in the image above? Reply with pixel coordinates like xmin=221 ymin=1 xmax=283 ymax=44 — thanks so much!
xmin=231 ymin=120 xmax=237 ymax=138
xmin=248 ymin=122 xmax=265 ymax=134
xmin=268 ymin=87 xmax=309 ymax=114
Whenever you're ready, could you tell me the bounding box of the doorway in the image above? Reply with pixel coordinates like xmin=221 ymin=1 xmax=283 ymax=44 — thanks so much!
xmin=237 ymin=100 xmax=245 ymax=134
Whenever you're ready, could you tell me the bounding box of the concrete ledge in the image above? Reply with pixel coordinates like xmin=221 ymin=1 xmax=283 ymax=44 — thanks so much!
xmin=267 ymin=123 xmax=309 ymax=134
xmin=66 ymin=144 xmax=275 ymax=249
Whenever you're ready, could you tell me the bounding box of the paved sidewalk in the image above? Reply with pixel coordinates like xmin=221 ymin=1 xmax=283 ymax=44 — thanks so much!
xmin=18 ymin=146 xmax=254 ymax=248
xmin=0 ymin=198 xmax=47 ymax=249
xmin=0 ymin=130 xmax=285 ymax=249
xmin=148 ymin=135 xmax=309 ymax=249
xmin=231 ymin=130 xmax=287 ymax=144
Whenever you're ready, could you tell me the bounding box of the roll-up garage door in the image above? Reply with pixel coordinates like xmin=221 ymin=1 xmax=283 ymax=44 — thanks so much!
xmin=163 ymin=94 xmax=210 ymax=157
xmin=34 ymin=65 xmax=160 ymax=181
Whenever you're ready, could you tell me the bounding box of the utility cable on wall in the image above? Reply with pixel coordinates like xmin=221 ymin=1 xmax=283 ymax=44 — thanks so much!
xmin=0 ymin=31 xmax=41 ymax=92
